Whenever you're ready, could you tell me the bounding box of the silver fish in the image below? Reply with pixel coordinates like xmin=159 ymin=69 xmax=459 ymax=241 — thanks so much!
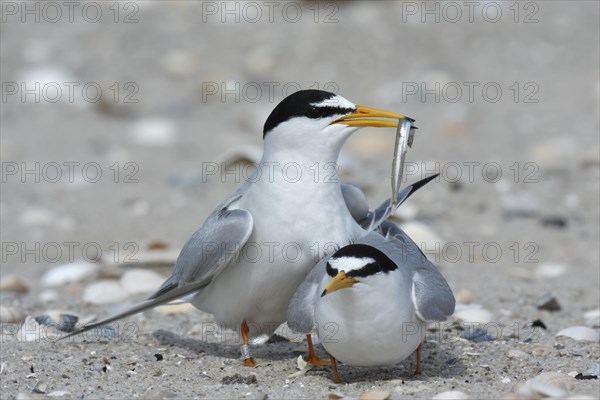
xmin=391 ymin=119 xmax=416 ymax=209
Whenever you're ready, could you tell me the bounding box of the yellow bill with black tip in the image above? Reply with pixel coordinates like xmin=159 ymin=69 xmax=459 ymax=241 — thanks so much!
xmin=331 ymin=106 xmax=414 ymax=128
xmin=321 ymin=271 xmax=359 ymax=297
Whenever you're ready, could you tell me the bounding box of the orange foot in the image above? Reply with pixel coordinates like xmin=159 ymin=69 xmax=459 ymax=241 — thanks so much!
xmin=304 ymin=334 xmax=330 ymax=367
xmin=305 ymin=353 xmax=331 ymax=367
xmin=244 ymin=358 xmax=257 ymax=368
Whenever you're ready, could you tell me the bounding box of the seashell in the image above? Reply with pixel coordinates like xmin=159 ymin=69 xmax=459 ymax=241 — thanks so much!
xmin=453 ymin=308 xmax=493 ymax=324
xmin=432 ymin=391 xmax=469 ymax=400
xmin=0 ymin=275 xmax=29 ymax=293
xmin=83 ymin=281 xmax=128 ymax=305
xmin=0 ymin=305 xmax=25 ymax=323
xmin=47 ymin=391 xmax=72 ymax=398
xmin=534 ymin=262 xmax=566 ymax=278
xmin=359 ymin=391 xmax=391 ymax=400
xmin=523 ymin=372 xmax=575 ymax=398
xmin=120 ymin=269 xmax=166 ymax=295
xmin=296 ymin=355 xmax=308 ymax=370
xmin=454 ymin=289 xmax=472 ymax=305
xmin=41 ymin=262 xmax=100 ymax=287
xmin=288 ymin=355 xmax=312 ymax=378
xmin=556 ymin=326 xmax=600 ymax=342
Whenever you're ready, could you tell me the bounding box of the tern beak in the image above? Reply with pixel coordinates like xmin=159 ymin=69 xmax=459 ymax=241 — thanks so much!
xmin=331 ymin=106 xmax=415 ymax=128
xmin=321 ymin=272 xmax=359 ymax=297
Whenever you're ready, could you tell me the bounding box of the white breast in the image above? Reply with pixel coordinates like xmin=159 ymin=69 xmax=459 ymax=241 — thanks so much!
xmin=315 ymin=272 xmax=425 ymax=366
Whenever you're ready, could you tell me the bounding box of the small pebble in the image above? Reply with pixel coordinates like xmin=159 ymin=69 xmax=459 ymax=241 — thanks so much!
xmin=38 ymin=290 xmax=59 ymax=303
xmin=536 ymin=293 xmax=562 ymax=311
xmin=0 ymin=305 xmax=25 ymax=323
xmin=83 ymin=281 xmax=128 ymax=305
xmin=129 ymin=117 xmax=177 ymax=147
xmin=454 ymin=289 xmax=473 ymax=305
xmin=19 ymin=207 xmax=55 ymax=227
xmin=0 ymin=275 xmax=29 ymax=293
xmin=432 ymin=391 xmax=469 ymax=400
xmin=534 ymin=263 xmax=566 ymax=279
xmin=584 ymin=309 xmax=600 ymax=328
xmin=160 ymin=50 xmax=197 ymax=77
xmin=540 ymin=216 xmax=568 ymax=229
xmin=18 ymin=316 xmax=45 ymax=342
xmin=556 ymin=326 xmax=600 ymax=342
xmin=574 ymin=373 xmax=598 ymax=380
xmin=501 ymin=191 xmax=542 ymax=218
xmin=120 ymin=269 xmax=166 ymax=295
xmin=47 ymin=391 xmax=71 ymax=398
xmin=585 ymin=362 xmax=600 ymax=376
xmin=221 ymin=374 xmax=257 ymax=385
xmin=33 ymin=381 xmax=47 ymax=394
xmin=41 ymin=262 xmax=100 ymax=287
xmin=460 ymin=327 xmax=494 ymax=342
xmin=359 ymin=391 xmax=391 ymax=400
xmin=531 ymin=319 xmax=547 ymax=329
xmin=508 ymin=349 xmax=527 ymax=359
xmin=453 ymin=307 xmax=493 ymax=324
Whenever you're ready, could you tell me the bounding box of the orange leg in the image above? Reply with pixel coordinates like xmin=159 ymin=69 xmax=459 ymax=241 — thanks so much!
xmin=413 ymin=343 xmax=422 ymax=375
xmin=305 ymin=334 xmax=331 ymax=367
xmin=330 ymin=354 xmax=341 ymax=384
xmin=241 ymin=320 xmax=257 ymax=367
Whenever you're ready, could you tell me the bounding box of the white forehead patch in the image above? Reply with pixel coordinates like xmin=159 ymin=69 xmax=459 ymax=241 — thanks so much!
xmin=329 ymin=256 xmax=375 ymax=272
xmin=311 ymin=94 xmax=355 ymax=110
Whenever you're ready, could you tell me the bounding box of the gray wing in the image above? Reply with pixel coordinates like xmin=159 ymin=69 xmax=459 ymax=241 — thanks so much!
xmin=64 ymin=192 xmax=253 ymax=338
xmin=369 ymin=227 xmax=455 ymax=321
xmin=341 ymin=184 xmax=369 ymax=223
xmin=150 ymin=193 xmax=253 ymax=298
xmin=360 ymin=174 xmax=439 ymax=231
xmin=286 ymin=255 xmax=330 ymax=335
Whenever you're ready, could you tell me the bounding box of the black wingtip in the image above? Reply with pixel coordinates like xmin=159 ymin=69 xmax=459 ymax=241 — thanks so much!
xmin=406 ymin=117 xmax=416 ymax=123
xmin=411 ymin=173 xmax=440 ymax=190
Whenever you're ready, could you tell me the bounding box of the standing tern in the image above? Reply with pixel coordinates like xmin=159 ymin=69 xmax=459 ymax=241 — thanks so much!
xmin=287 ymin=194 xmax=455 ymax=382
xmin=66 ymin=89 xmax=414 ymax=367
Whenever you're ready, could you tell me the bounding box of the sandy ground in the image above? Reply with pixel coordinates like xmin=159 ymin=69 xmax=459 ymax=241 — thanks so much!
xmin=1 ymin=1 xmax=599 ymax=399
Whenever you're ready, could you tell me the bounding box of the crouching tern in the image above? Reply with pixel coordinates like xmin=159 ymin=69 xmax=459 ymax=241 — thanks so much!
xmin=65 ymin=89 xmax=415 ymax=367
xmin=287 ymin=182 xmax=455 ymax=383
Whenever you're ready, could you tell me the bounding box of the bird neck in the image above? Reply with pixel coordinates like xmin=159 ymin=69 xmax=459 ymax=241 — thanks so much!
xmin=260 ymin=132 xmax=348 ymax=167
